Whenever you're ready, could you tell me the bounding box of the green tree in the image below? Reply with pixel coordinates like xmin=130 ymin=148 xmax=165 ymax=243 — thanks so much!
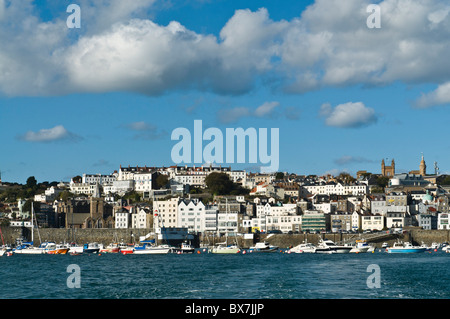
xmin=205 ymin=173 xmax=234 ymax=195
xmin=156 ymin=174 xmax=169 ymax=189
xmin=26 ymin=176 xmax=37 ymax=188
xmin=275 ymin=172 xmax=285 ymax=180
xmin=375 ymin=176 xmax=390 ymax=188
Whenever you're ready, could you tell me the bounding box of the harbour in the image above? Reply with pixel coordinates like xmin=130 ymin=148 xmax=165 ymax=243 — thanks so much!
xmin=1 ymin=246 xmax=450 ymax=299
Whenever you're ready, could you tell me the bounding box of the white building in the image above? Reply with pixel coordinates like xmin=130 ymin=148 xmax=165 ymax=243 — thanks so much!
xmin=438 ymin=213 xmax=449 ymax=230
xmin=134 ymin=172 xmax=155 ymax=195
xmin=82 ymin=173 xmax=117 ymax=185
xmin=302 ymin=182 xmax=368 ymax=196
xmin=115 ymin=207 xmax=130 ymax=229
xmin=361 ymin=213 xmax=385 ymax=231
xmin=154 ymin=197 xmax=179 ymax=228
xmin=131 ymin=208 xmax=151 ymax=229
xmin=178 ymin=199 xmax=205 ymax=233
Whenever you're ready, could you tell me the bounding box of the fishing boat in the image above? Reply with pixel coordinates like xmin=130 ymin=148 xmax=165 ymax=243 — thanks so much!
xmin=83 ymin=242 xmax=100 ymax=254
xmin=249 ymin=241 xmax=279 ymax=252
xmin=174 ymin=242 xmax=195 ymax=254
xmin=386 ymin=242 xmax=427 ymax=253
xmin=45 ymin=242 xmax=69 ymax=255
xmin=288 ymin=241 xmax=316 ymax=253
xmin=120 ymin=246 xmax=134 ymax=255
xmin=100 ymin=242 xmax=120 ymax=253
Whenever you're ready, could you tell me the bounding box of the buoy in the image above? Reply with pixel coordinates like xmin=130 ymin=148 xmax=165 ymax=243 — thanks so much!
xmin=197 ymin=250 xmax=201 ymax=254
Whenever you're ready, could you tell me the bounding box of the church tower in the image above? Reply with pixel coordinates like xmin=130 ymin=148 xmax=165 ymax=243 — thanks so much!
xmin=381 ymin=158 xmax=395 ymax=177
xmin=420 ymin=155 xmax=426 ymax=176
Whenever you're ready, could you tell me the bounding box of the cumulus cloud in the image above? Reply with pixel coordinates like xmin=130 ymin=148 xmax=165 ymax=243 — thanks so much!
xmin=18 ymin=125 xmax=82 ymax=143
xmin=319 ymin=102 xmax=377 ymax=128
xmin=415 ymin=81 xmax=450 ymax=108
xmin=1 ymin=1 xmax=450 ymax=98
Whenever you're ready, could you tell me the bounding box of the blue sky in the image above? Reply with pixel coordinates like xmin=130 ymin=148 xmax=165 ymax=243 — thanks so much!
xmin=1 ymin=0 xmax=450 ymax=183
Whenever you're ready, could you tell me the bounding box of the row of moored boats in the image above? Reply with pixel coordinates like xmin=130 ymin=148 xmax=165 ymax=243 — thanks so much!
xmin=0 ymin=241 xmax=198 ymax=256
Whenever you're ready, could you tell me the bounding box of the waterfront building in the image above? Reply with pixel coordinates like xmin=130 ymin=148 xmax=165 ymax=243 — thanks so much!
xmin=361 ymin=212 xmax=385 ymax=231
xmin=131 ymin=207 xmax=152 ymax=229
xmin=351 ymin=211 xmax=362 ymax=232
xmin=438 ymin=213 xmax=449 ymax=230
xmin=330 ymin=212 xmax=353 ymax=233
xmin=154 ymin=197 xmax=179 ymax=228
xmin=114 ymin=207 xmax=130 ymax=229
xmin=386 ymin=211 xmax=410 ymax=229
xmin=300 ymin=210 xmax=330 ymax=233
xmin=178 ymin=198 xmax=205 ymax=233
xmin=417 ymin=214 xmax=437 ymax=230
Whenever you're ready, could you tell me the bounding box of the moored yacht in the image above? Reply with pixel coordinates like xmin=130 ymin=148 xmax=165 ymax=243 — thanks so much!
xmin=288 ymin=241 xmax=316 ymax=253
xmin=316 ymin=239 xmax=352 ymax=254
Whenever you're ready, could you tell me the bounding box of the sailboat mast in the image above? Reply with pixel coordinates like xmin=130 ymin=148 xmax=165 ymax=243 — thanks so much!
xmin=31 ymin=201 xmax=34 ymax=243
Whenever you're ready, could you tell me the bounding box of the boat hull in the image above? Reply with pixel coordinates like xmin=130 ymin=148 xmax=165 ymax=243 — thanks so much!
xmin=211 ymin=247 xmax=240 ymax=254
xmin=14 ymin=248 xmax=45 ymax=255
xmin=387 ymin=248 xmax=426 ymax=253
xmin=250 ymin=247 xmax=278 ymax=253
xmin=46 ymin=248 xmax=69 ymax=255
xmin=133 ymin=248 xmax=172 ymax=254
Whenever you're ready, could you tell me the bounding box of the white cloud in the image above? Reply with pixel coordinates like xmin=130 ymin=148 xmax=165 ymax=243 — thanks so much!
xmin=320 ymin=102 xmax=377 ymax=128
xmin=2 ymin=1 xmax=450 ymax=97
xmin=254 ymin=101 xmax=280 ymax=117
xmin=18 ymin=125 xmax=81 ymax=143
xmin=415 ymin=81 xmax=450 ymax=108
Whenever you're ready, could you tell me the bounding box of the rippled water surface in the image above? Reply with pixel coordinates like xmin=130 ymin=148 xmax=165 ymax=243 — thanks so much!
xmin=1 ymin=250 xmax=450 ymax=299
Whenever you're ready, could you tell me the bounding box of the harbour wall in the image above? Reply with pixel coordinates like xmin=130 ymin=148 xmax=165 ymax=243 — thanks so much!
xmin=1 ymin=227 xmax=449 ymax=248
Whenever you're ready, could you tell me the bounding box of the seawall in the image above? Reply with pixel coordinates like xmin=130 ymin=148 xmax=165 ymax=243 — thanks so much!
xmin=2 ymin=227 xmax=449 ymax=248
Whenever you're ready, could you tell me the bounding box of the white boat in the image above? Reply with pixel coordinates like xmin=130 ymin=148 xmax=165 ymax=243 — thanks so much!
xmin=288 ymin=241 xmax=316 ymax=253
xmin=13 ymin=242 xmax=46 ymax=255
xmin=13 ymin=204 xmax=45 ymax=255
xmin=382 ymin=242 xmax=389 ymax=248
xmin=386 ymin=242 xmax=427 ymax=254
xmin=316 ymin=239 xmax=352 ymax=254
xmin=83 ymin=242 xmax=100 ymax=254
xmin=443 ymin=245 xmax=450 ymax=253
xmin=68 ymin=242 xmax=84 ymax=254
xmin=249 ymin=241 xmax=279 ymax=253
xmin=133 ymin=244 xmax=173 ymax=254
xmin=350 ymin=240 xmax=370 ymax=253
xmin=211 ymin=244 xmax=240 ymax=254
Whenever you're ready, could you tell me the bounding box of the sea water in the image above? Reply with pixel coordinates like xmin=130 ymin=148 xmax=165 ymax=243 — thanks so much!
xmin=1 ymin=249 xmax=449 ymax=299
